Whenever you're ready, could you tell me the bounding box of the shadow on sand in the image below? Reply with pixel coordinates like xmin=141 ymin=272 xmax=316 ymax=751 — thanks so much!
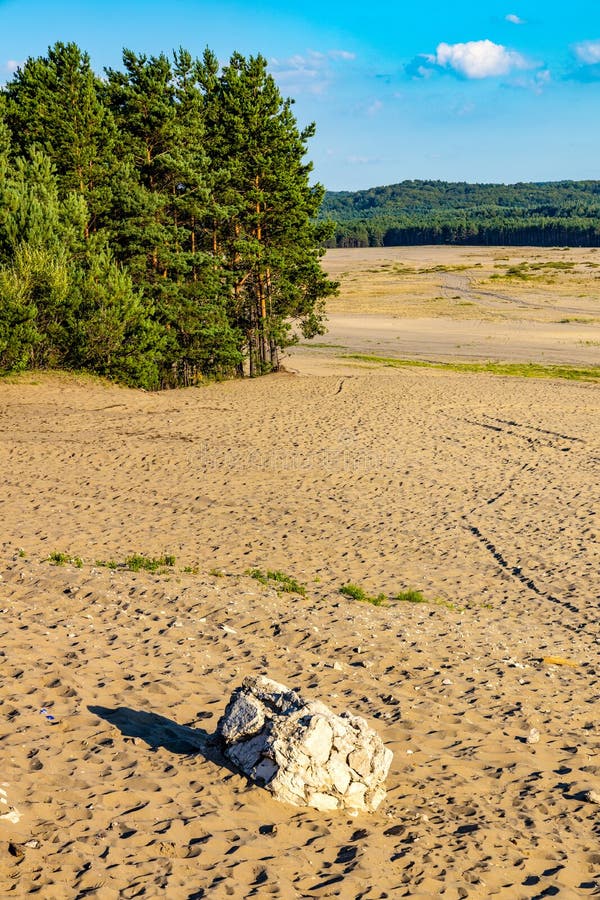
xmin=88 ymin=705 xmax=236 ymax=773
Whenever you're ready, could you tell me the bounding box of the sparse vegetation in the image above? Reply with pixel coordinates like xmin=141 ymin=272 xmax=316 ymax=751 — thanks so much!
xmin=96 ymin=554 xmax=176 ymax=573
xmin=341 ymin=354 xmax=600 ymax=383
xmin=339 ymin=583 xmax=387 ymax=606
xmin=490 ymin=259 xmax=579 ymax=282
xmin=95 ymin=559 xmax=118 ymax=569
xmin=418 ymin=264 xmax=471 ymax=274
xmin=394 ymin=589 xmax=428 ymax=603
xmin=47 ymin=551 xmax=83 ymax=567
xmin=558 ymin=317 xmax=595 ymax=324
xmin=246 ymin=568 xmax=307 ymax=596
xmin=124 ymin=553 xmax=176 ymax=572
xmin=339 ymin=582 xmax=460 ymax=610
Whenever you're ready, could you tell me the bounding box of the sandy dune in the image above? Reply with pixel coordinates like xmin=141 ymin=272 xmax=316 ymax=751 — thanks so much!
xmin=0 ymin=364 xmax=599 ymax=898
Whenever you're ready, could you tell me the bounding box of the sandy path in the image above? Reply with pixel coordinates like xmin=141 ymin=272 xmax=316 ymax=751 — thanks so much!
xmin=440 ymin=271 xmax=597 ymax=317
xmin=0 ymin=370 xmax=599 ymax=898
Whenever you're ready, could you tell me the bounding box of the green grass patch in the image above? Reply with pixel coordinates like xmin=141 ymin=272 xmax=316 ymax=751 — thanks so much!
xmin=340 ymin=581 xmax=461 ymax=610
xmin=558 ymin=317 xmax=595 ymax=324
xmin=394 ymin=589 xmax=428 ymax=603
xmin=340 ymin=354 xmax=600 ymax=383
xmin=96 ymin=554 xmax=176 ymax=573
xmin=394 ymin=587 xmax=460 ymax=611
xmin=246 ymin=568 xmax=307 ymax=596
xmin=339 ymin=583 xmax=387 ymax=606
xmin=95 ymin=559 xmax=118 ymax=569
xmin=491 ymin=260 xmax=577 ymax=282
xmin=124 ymin=553 xmax=176 ymax=572
xmin=417 ymin=264 xmax=471 ymax=274
xmin=47 ymin=551 xmax=83 ymax=568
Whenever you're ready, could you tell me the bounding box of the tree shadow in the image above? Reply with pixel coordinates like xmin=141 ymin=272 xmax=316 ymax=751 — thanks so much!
xmin=88 ymin=705 xmax=237 ymax=774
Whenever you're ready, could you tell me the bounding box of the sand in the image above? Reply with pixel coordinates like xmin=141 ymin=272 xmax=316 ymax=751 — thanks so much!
xmin=0 ymin=359 xmax=598 ymax=898
xmin=293 ymin=246 xmax=600 ymax=367
xmin=1 ymin=245 xmax=599 ymax=899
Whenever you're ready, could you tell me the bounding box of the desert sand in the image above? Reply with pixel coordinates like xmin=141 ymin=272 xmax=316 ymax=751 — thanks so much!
xmin=0 ymin=247 xmax=599 ymax=898
xmin=291 ymin=246 xmax=600 ymax=367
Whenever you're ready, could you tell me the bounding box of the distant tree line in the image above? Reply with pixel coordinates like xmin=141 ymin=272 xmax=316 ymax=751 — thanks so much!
xmin=321 ymin=180 xmax=600 ymax=248
xmin=0 ymin=42 xmax=336 ymax=387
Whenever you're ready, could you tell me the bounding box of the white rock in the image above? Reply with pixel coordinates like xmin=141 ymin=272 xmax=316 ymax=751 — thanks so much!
xmin=216 ymin=675 xmax=393 ymax=813
xmin=307 ymin=791 xmax=340 ymax=811
xmin=302 ymin=716 xmax=333 ymax=765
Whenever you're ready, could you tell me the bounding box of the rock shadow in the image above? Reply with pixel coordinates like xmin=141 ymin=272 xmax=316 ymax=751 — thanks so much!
xmin=88 ymin=705 xmax=236 ymax=773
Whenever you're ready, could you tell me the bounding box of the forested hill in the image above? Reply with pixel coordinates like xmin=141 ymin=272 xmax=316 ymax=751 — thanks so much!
xmin=321 ymin=180 xmax=600 ymax=247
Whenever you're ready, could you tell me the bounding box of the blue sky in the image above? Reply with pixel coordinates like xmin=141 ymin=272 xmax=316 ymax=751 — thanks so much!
xmin=1 ymin=0 xmax=600 ymax=190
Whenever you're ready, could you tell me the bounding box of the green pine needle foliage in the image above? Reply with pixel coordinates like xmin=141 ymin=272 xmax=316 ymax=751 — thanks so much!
xmin=0 ymin=42 xmax=338 ymax=388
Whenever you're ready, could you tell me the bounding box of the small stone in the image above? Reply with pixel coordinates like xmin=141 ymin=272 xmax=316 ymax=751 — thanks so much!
xmin=0 ymin=807 xmax=20 ymax=824
xmin=345 ymin=782 xmax=367 ymax=808
xmin=442 ymin=678 xmax=453 ymax=686
xmin=307 ymin=791 xmax=340 ymax=811
xmin=348 ymin=748 xmax=372 ymax=778
xmin=585 ymin=789 xmax=600 ymax=804
xmin=328 ymin=757 xmax=352 ymax=794
xmin=526 ymin=728 xmax=540 ymax=745
xmin=302 ymin=717 xmax=333 ymax=765
xmin=219 ymin=693 xmax=265 ymax=744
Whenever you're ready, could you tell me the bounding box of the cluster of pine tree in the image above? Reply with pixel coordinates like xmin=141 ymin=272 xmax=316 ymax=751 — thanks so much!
xmin=0 ymin=42 xmax=336 ymax=388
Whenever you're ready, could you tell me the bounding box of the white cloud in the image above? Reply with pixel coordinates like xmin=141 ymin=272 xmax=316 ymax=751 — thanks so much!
xmin=270 ymin=49 xmax=355 ymax=94
xmin=329 ymin=49 xmax=356 ymax=61
xmin=366 ymin=99 xmax=383 ymax=116
xmin=505 ymin=13 xmax=525 ymax=25
xmin=573 ymin=40 xmax=600 ymax=64
xmin=4 ymin=59 xmax=23 ymax=73
xmin=435 ymin=39 xmax=529 ymax=78
xmin=346 ymin=155 xmax=379 ymax=165
xmin=510 ymin=68 xmax=551 ymax=93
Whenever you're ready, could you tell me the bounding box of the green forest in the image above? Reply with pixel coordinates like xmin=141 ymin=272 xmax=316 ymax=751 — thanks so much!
xmin=0 ymin=42 xmax=336 ymax=388
xmin=322 ymin=180 xmax=600 ymax=248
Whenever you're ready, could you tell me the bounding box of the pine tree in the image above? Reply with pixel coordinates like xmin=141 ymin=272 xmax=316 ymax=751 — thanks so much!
xmin=197 ymin=50 xmax=337 ymax=374
xmin=0 ymin=148 xmax=88 ymax=369
xmin=67 ymin=246 xmax=166 ymax=388
xmin=0 ymin=43 xmax=335 ymax=386
xmin=105 ymin=48 xmax=241 ymax=384
xmin=3 ymin=42 xmax=120 ymax=233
